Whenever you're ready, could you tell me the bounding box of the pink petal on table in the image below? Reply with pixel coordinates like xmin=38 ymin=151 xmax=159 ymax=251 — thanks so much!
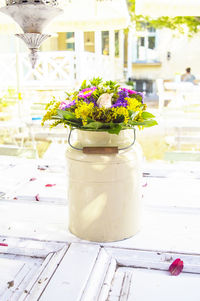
xmin=13 ymin=197 xmax=18 ymax=200
xmin=35 ymin=194 xmax=40 ymax=201
xmin=0 ymin=243 xmax=8 ymax=247
xmin=45 ymin=184 xmax=56 ymax=187
xmin=142 ymin=182 xmax=148 ymax=187
xmin=169 ymin=258 xmax=184 ymax=276
xmin=29 ymin=178 xmax=37 ymax=181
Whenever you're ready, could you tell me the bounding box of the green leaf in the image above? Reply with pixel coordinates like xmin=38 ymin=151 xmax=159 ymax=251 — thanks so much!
xmin=141 ymin=111 xmax=155 ymax=119
xmin=128 ymin=119 xmax=158 ymax=127
xmin=128 ymin=120 xmax=144 ymax=126
xmin=128 ymin=110 xmax=138 ymax=119
xmin=89 ymin=77 xmax=103 ymax=86
xmin=57 ymin=109 xmax=76 ymax=120
xmin=83 ymin=121 xmax=105 ymax=130
xmin=63 ymin=120 xmax=82 ymax=128
xmin=107 ymin=124 xmax=122 ymax=135
xmin=80 ymin=80 xmax=88 ymax=90
xmin=142 ymin=119 xmax=158 ymax=127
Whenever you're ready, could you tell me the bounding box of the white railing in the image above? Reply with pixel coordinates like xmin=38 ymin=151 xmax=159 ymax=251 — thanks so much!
xmin=0 ymin=51 xmax=124 ymax=90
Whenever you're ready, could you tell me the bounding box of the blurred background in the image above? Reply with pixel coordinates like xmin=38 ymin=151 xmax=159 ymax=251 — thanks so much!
xmin=0 ymin=0 xmax=200 ymax=163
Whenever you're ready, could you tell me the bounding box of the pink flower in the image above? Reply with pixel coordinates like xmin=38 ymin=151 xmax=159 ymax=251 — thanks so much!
xmin=97 ymin=93 xmax=113 ymax=108
xmin=169 ymin=258 xmax=184 ymax=276
xmin=59 ymin=101 xmax=70 ymax=110
xmin=78 ymin=87 xmax=97 ymax=98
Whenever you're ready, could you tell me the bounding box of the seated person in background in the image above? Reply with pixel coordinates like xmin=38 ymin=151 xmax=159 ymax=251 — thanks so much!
xmin=181 ymin=67 xmax=196 ymax=84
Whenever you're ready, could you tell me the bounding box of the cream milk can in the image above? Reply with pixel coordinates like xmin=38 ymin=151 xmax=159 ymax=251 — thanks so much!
xmin=66 ymin=129 xmax=143 ymax=242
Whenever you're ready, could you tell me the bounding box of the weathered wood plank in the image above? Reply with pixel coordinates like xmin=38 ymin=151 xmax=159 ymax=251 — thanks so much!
xmin=0 ymin=237 xmax=68 ymax=301
xmin=108 ymin=268 xmax=133 ymax=301
xmin=81 ymin=248 xmax=115 ymax=301
xmin=107 ymin=268 xmax=125 ymax=301
xmin=105 ymin=247 xmax=200 ymax=274
xmin=39 ymin=243 xmax=101 ymax=301
xmin=115 ymin=267 xmax=200 ymax=301
xmin=0 ymin=236 xmax=67 ymax=258
xmin=1 ymin=260 xmax=38 ymax=301
xmin=20 ymin=246 xmax=68 ymax=301
xmin=0 ymin=258 xmax=26 ymax=296
xmin=0 ymin=256 xmax=43 ymax=301
xmin=102 ymin=207 xmax=200 ymax=254
xmin=98 ymin=258 xmax=117 ymax=301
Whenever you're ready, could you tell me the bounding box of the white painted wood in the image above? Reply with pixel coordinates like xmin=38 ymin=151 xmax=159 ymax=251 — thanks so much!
xmin=114 ymin=267 xmax=200 ymax=301
xmin=0 ymin=236 xmax=68 ymax=301
xmin=0 ymin=255 xmax=43 ymax=301
xmin=0 ymin=236 xmax=67 ymax=257
xmin=12 ymin=172 xmax=67 ymax=204
xmin=109 ymin=269 xmax=133 ymax=301
xmin=105 ymin=247 xmax=200 ymax=274
xmin=0 ymin=49 xmax=124 ymax=89
xmin=0 ymin=258 xmax=26 ymax=296
xmin=81 ymin=248 xmax=114 ymax=301
xmin=95 ymin=30 xmax=102 ymax=56
xmin=0 ymin=159 xmax=67 ymax=204
xmin=98 ymin=258 xmax=117 ymax=301
xmin=107 ymin=268 xmax=125 ymax=301
xmin=0 ymin=201 xmax=69 ymax=242
xmin=109 ymin=30 xmax=115 ymax=80
xmin=119 ymin=270 xmax=133 ymax=301
xmin=119 ymin=29 xmax=124 ymax=73
xmin=1 ymin=258 xmax=41 ymax=301
xmin=18 ymin=253 xmax=53 ymax=301
xmin=127 ymin=26 xmax=134 ymax=80
xmin=20 ymin=246 xmax=68 ymax=301
xmin=75 ymin=31 xmax=85 ymax=82
xmin=101 ymin=206 xmax=200 ymax=254
xmin=39 ymin=243 xmax=101 ymax=301
xmin=143 ymin=176 xmax=200 ymax=208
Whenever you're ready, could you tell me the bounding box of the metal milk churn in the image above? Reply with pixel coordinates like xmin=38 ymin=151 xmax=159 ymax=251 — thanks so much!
xmin=66 ymin=129 xmax=143 ymax=242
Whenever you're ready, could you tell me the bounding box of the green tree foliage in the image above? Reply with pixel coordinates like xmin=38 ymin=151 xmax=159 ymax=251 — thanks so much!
xmin=127 ymin=0 xmax=200 ymax=35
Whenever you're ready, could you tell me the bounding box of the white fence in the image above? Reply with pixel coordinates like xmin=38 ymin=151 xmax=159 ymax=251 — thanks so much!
xmin=0 ymin=51 xmax=124 ymax=91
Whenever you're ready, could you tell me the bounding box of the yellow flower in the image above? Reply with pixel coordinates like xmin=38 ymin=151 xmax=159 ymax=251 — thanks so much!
xmin=112 ymin=106 xmax=129 ymax=123
xmin=75 ymin=101 xmax=94 ymax=125
xmin=126 ymin=97 xmax=142 ymax=112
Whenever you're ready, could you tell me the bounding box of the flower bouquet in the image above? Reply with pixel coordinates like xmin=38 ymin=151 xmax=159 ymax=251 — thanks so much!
xmin=42 ymin=77 xmax=157 ymax=134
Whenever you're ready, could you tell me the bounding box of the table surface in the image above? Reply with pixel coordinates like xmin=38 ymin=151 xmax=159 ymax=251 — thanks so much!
xmin=0 ymin=156 xmax=200 ymax=300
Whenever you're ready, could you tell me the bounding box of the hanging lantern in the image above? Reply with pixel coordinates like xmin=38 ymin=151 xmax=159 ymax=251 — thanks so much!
xmin=0 ymin=0 xmax=63 ymax=68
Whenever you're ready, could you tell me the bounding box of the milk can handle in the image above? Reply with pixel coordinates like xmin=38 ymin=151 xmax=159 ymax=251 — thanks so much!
xmin=68 ymin=128 xmax=136 ymax=151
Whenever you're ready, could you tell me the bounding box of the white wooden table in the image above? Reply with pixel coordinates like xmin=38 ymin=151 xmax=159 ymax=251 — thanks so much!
xmin=0 ymin=157 xmax=200 ymax=300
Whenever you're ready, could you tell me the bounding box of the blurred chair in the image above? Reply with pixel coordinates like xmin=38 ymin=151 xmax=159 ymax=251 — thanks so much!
xmin=156 ymin=79 xmax=175 ymax=112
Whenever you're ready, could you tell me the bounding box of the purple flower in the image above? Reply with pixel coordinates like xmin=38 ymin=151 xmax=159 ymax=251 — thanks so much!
xmin=120 ymin=88 xmax=144 ymax=103
xmin=59 ymin=100 xmax=76 ymax=110
xmin=78 ymin=87 xmax=97 ymax=99
xmin=120 ymin=87 xmax=137 ymax=95
xmin=83 ymin=96 xmax=98 ymax=106
xmin=111 ymin=90 xmax=128 ymax=108
xmin=137 ymin=91 xmax=144 ymax=99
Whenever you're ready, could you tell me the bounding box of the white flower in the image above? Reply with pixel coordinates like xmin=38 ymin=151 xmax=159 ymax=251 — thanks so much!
xmin=97 ymin=93 xmax=113 ymax=108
